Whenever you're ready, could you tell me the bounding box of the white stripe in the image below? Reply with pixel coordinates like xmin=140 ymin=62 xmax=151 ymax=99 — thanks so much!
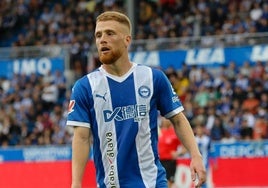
xmin=134 ymin=66 xmax=157 ymax=188
xmin=88 ymin=72 xmax=120 ymax=187
xmin=66 ymin=120 xmax=90 ymax=128
xmin=165 ymin=106 xmax=184 ymax=119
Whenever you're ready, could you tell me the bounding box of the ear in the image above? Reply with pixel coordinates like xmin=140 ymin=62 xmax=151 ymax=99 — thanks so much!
xmin=124 ymin=35 xmax=132 ymax=48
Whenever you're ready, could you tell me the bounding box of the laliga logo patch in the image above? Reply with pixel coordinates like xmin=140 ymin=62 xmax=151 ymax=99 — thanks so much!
xmin=138 ymin=86 xmax=150 ymax=98
xmin=68 ymin=100 xmax=75 ymax=114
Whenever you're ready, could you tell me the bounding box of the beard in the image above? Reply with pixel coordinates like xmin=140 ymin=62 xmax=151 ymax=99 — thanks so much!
xmin=99 ymin=49 xmax=122 ymax=64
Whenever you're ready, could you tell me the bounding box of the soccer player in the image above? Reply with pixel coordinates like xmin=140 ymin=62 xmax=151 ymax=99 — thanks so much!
xmin=66 ymin=11 xmax=206 ymax=188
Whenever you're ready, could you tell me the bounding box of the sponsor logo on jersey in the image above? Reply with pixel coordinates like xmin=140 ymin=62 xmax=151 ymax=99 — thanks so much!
xmin=103 ymin=105 xmax=148 ymax=122
xmin=172 ymin=95 xmax=180 ymax=103
xmin=170 ymin=83 xmax=181 ymax=103
xmin=106 ymin=131 xmax=116 ymax=187
xmin=68 ymin=100 xmax=75 ymax=114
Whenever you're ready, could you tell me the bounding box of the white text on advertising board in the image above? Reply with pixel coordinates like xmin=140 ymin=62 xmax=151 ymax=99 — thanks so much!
xmin=13 ymin=57 xmax=52 ymax=75
xmin=250 ymin=45 xmax=268 ymax=62
xmin=185 ymin=48 xmax=225 ymax=65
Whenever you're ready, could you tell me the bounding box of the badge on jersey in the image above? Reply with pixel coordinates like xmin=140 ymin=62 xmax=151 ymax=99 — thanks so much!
xmin=68 ymin=100 xmax=75 ymax=114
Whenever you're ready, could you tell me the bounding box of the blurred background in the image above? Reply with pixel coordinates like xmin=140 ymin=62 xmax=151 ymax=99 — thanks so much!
xmin=0 ymin=0 xmax=267 ymax=187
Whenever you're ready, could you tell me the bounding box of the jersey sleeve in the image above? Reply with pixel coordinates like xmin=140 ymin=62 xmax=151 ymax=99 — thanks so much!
xmin=154 ymin=69 xmax=184 ymax=118
xmin=66 ymin=76 xmax=92 ymax=128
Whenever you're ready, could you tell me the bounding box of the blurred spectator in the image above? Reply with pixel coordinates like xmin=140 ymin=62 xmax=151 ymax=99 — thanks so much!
xmin=222 ymin=108 xmax=241 ymax=140
xmin=53 ymin=70 xmax=67 ymax=104
xmin=225 ymin=61 xmax=238 ymax=82
xmin=194 ymin=85 xmax=210 ymax=108
xmin=235 ymin=73 xmax=249 ymax=90
xmin=41 ymin=79 xmax=59 ymax=110
xmin=250 ymin=2 xmax=263 ymax=21
xmin=240 ymin=118 xmax=253 ymax=140
xmin=242 ymin=108 xmax=256 ymax=129
xmin=51 ymin=124 xmax=65 ymax=145
xmin=165 ymin=67 xmax=181 ymax=96
xmin=253 ymin=109 xmax=268 ymax=140
xmin=194 ymin=123 xmax=210 ymax=188
xmin=259 ymin=92 xmax=268 ymax=109
xmin=250 ymin=60 xmax=265 ymax=81
xmin=232 ymin=85 xmax=247 ymax=104
xmin=205 ymin=107 xmax=217 ymax=133
xmin=182 ymin=100 xmax=194 ymax=121
xmin=240 ymin=60 xmax=252 ymax=76
xmin=242 ymin=92 xmax=260 ymax=115
xmin=40 ymin=6 xmax=53 ymax=24
xmin=176 ymin=71 xmax=190 ymax=102
xmin=189 ymin=65 xmax=202 ymax=86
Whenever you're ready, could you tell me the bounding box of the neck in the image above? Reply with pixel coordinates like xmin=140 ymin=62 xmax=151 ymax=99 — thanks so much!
xmin=102 ymin=60 xmax=132 ymax=76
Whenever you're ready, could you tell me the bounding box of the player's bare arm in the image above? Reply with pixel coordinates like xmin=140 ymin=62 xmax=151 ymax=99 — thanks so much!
xmin=71 ymin=126 xmax=91 ymax=188
xmin=169 ymin=112 xmax=206 ymax=187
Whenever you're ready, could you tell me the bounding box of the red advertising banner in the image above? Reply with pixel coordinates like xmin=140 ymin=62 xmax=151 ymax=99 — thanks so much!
xmin=1 ymin=158 xmax=268 ymax=187
xmin=211 ymin=157 xmax=268 ymax=187
xmin=175 ymin=157 xmax=268 ymax=187
xmin=0 ymin=161 xmax=96 ymax=188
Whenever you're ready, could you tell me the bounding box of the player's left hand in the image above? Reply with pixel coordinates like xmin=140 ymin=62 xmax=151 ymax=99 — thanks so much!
xmin=190 ymin=155 xmax=206 ymax=187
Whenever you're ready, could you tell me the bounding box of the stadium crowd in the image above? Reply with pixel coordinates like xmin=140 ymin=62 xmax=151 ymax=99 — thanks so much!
xmin=0 ymin=0 xmax=268 ymax=146
xmin=165 ymin=61 xmax=268 ymax=142
xmin=2 ymin=0 xmax=268 ymax=48
xmin=0 ymin=58 xmax=267 ymax=147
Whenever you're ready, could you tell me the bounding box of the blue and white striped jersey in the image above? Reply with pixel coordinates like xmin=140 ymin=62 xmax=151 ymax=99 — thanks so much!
xmin=66 ymin=63 xmax=184 ymax=188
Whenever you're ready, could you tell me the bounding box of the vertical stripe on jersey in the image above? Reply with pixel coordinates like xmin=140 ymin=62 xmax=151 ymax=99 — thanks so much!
xmin=134 ymin=66 xmax=157 ymax=188
xmin=107 ymin=74 xmax=144 ymax=187
xmin=88 ymin=72 xmax=120 ymax=188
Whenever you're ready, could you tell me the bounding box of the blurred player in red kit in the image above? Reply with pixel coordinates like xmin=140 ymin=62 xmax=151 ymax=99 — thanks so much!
xmin=158 ymin=117 xmax=181 ymax=187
